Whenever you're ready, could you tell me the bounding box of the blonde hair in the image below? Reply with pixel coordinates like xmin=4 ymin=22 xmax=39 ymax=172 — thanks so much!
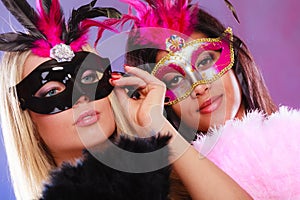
xmin=0 ymin=50 xmax=54 ymax=200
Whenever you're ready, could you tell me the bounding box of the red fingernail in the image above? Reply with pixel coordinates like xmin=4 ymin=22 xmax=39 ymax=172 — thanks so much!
xmin=111 ymin=72 xmax=122 ymax=80
xmin=111 ymin=77 xmax=120 ymax=81
xmin=109 ymin=79 xmax=115 ymax=85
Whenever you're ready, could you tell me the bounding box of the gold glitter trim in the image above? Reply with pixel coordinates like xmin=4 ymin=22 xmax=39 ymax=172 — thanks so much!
xmin=151 ymin=27 xmax=235 ymax=106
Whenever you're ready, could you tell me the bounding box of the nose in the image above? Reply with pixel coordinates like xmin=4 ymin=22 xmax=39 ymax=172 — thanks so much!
xmin=190 ymin=83 xmax=210 ymax=98
xmin=74 ymin=95 xmax=90 ymax=106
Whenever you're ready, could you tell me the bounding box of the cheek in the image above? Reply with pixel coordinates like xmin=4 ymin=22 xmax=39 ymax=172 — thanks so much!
xmin=30 ymin=110 xmax=78 ymax=150
xmin=30 ymin=110 xmax=74 ymax=137
xmin=171 ymin=99 xmax=198 ymax=122
xmin=94 ymin=99 xmax=115 ymax=133
xmin=30 ymin=98 xmax=116 ymax=154
xmin=222 ymin=71 xmax=242 ymax=118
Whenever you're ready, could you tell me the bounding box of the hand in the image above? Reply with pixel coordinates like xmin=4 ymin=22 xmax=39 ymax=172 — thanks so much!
xmin=111 ymin=69 xmax=253 ymax=200
xmin=110 ymin=66 xmax=167 ymax=137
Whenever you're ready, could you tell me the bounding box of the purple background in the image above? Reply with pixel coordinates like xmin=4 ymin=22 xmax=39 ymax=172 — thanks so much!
xmin=0 ymin=0 xmax=299 ymax=199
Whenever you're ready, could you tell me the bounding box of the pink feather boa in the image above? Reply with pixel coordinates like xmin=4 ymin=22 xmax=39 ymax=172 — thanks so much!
xmin=193 ymin=106 xmax=300 ymax=199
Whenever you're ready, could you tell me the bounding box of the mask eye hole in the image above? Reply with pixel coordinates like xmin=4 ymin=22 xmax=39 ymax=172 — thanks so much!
xmin=34 ymin=81 xmax=66 ymax=98
xmin=80 ymin=70 xmax=103 ymax=84
xmin=195 ymin=50 xmax=220 ymax=71
xmin=162 ymin=71 xmax=185 ymax=90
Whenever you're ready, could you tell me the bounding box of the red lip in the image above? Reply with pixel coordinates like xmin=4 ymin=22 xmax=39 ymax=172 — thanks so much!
xmin=74 ymin=110 xmax=100 ymax=127
xmin=198 ymin=95 xmax=223 ymax=114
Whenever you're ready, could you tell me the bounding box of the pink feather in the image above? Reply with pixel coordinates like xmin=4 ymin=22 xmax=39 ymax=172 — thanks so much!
xmin=193 ymin=106 xmax=300 ymax=199
xmin=79 ymin=19 xmax=119 ymax=48
xmin=120 ymin=0 xmax=147 ymax=19
xmin=69 ymin=35 xmax=88 ymax=52
xmin=36 ymin=0 xmax=63 ymax=46
xmin=33 ymin=0 xmax=65 ymax=56
xmin=118 ymin=0 xmax=199 ymax=49
xmin=32 ymin=39 xmax=51 ymax=57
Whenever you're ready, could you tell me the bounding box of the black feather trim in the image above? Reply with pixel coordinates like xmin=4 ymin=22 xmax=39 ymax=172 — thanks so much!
xmin=0 ymin=0 xmax=44 ymax=38
xmin=0 ymin=32 xmax=37 ymax=51
xmin=66 ymin=0 xmax=122 ymax=44
xmin=40 ymin=135 xmax=172 ymax=200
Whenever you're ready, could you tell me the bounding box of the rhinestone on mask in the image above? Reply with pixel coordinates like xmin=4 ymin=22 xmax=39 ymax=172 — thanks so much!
xmin=50 ymin=43 xmax=75 ymax=62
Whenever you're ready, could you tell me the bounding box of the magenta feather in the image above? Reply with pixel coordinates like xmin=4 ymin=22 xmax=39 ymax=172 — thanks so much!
xmin=79 ymin=18 xmax=118 ymax=48
xmin=32 ymin=39 xmax=51 ymax=57
xmin=36 ymin=0 xmax=64 ymax=46
xmin=120 ymin=0 xmax=147 ymax=18
xmin=118 ymin=0 xmax=199 ymax=48
xmin=32 ymin=0 xmax=65 ymax=56
xmin=69 ymin=35 xmax=88 ymax=52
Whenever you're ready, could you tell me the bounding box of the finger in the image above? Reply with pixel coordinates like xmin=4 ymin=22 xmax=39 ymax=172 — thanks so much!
xmin=124 ymin=66 xmax=166 ymax=103
xmin=113 ymin=86 xmax=131 ymax=103
xmin=124 ymin=65 xmax=164 ymax=86
xmin=140 ymin=89 xmax=165 ymax=113
xmin=112 ymin=76 xmax=147 ymax=89
xmin=123 ymin=66 xmax=166 ymax=112
xmin=113 ymin=87 xmax=132 ymax=116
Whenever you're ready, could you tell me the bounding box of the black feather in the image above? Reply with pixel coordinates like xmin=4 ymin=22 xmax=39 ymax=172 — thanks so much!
xmin=224 ymin=0 xmax=240 ymax=23
xmin=66 ymin=0 xmax=122 ymax=43
xmin=0 ymin=0 xmax=44 ymax=38
xmin=93 ymin=7 xmax=122 ymax=19
xmin=40 ymin=134 xmax=171 ymax=200
xmin=0 ymin=32 xmax=37 ymax=51
xmin=40 ymin=0 xmax=51 ymax=14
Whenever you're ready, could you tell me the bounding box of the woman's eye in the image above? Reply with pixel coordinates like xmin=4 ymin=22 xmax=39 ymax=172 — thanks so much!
xmin=81 ymin=74 xmax=97 ymax=83
xmin=197 ymin=55 xmax=214 ymax=70
xmin=163 ymin=74 xmax=184 ymax=89
xmin=34 ymin=82 xmax=65 ymax=98
xmin=45 ymin=88 xmax=59 ymax=97
xmin=81 ymin=70 xmax=102 ymax=84
xmin=198 ymin=56 xmax=213 ymax=68
xmin=195 ymin=51 xmax=219 ymax=70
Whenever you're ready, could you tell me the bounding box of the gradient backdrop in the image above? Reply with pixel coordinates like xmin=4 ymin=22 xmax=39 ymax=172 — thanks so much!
xmin=0 ymin=0 xmax=299 ymax=199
